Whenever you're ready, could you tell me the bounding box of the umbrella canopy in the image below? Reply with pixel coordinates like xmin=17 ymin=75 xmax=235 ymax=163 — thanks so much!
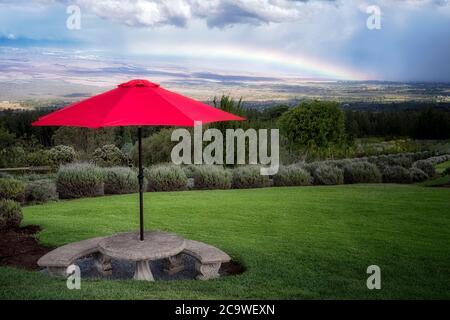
xmin=33 ymin=79 xmax=244 ymax=240
xmin=32 ymin=79 xmax=244 ymax=128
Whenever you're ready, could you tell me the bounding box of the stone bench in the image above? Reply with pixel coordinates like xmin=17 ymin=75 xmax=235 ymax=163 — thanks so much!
xmin=164 ymin=240 xmax=231 ymax=280
xmin=37 ymin=237 xmax=112 ymax=277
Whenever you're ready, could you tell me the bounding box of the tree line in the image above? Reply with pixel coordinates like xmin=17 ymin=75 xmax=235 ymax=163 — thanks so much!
xmin=0 ymin=98 xmax=449 ymax=167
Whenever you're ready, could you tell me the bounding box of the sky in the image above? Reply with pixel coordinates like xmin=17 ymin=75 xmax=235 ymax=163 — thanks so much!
xmin=0 ymin=0 xmax=450 ymax=89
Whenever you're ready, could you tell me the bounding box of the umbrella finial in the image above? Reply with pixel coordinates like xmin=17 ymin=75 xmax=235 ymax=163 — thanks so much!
xmin=119 ymin=79 xmax=160 ymax=88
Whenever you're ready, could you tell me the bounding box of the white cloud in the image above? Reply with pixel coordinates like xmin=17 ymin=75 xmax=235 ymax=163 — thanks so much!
xmin=67 ymin=0 xmax=306 ymax=27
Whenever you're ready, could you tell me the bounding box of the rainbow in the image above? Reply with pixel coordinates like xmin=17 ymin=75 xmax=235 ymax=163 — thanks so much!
xmin=129 ymin=43 xmax=369 ymax=81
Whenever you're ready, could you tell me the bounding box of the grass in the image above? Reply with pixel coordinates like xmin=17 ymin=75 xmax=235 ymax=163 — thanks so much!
xmin=1 ymin=185 xmax=449 ymax=299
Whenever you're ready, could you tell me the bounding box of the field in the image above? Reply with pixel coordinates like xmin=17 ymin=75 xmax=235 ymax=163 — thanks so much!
xmin=0 ymin=185 xmax=449 ymax=299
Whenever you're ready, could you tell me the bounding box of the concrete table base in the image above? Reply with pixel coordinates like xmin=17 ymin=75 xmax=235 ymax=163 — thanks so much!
xmin=98 ymin=231 xmax=185 ymax=282
xmin=134 ymin=261 xmax=154 ymax=281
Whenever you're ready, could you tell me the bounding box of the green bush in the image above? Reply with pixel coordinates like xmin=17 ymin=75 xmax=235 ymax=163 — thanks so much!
xmin=26 ymin=150 xmax=53 ymax=167
xmin=409 ymin=167 xmax=429 ymax=182
xmin=0 ymin=146 xmax=27 ymax=168
xmin=273 ymin=165 xmax=311 ymax=186
xmin=329 ymin=159 xmax=353 ymax=169
xmin=25 ymin=180 xmax=58 ymax=204
xmin=103 ymin=167 xmax=141 ymax=194
xmin=190 ymin=165 xmax=231 ymax=190
xmin=388 ymin=156 xmax=413 ymax=168
xmin=56 ymin=163 xmax=104 ymax=199
xmin=343 ymin=161 xmax=382 ymax=184
xmin=0 ymin=199 xmax=22 ymax=229
xmin=313 ymin=164 xmax=344 ymax=185
xmin=0 ymin=178 xmax=24 ymax=202
xmin=232 ymin=166 xmax=270 ymax=189
xmin=443 ymin=167 xmax=450 ymax=176
xmin=382 ymin=166 xmax=412 ymax=184
xmin=92 ymin=145 xmax=127 ymax=167
xmin=145 ymin=164 xmax=188 ymax=192
xmin=413 ymin=160 xmax=435 ymax=177
xmin=182 ymin=165 xmax=197 ymax=179
xmin=132 ymin=129 xmax=176 ymax=166
xmin=49 ymin=145 xmax=76 ymax=166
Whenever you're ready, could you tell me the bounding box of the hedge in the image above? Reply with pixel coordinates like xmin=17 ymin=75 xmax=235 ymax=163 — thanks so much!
xmin=382 ymin=166 xmax=412 ymax=184
xmin=56 ymin=163 xmax=104 ymax=199
xmin=190 ymin=165 xmax=231 ymax=190
xmin=104 ymin=167 xmax=141 ymax=194
xmin=232 ymin=166 xmax=270 ymax=189
xmin=343 ymin=161 xmax=382 ymax=184
xmin=273 ymin=165 xmax=311 ymax=186
xmin=145 ymin=164 xmax=188 ymax=192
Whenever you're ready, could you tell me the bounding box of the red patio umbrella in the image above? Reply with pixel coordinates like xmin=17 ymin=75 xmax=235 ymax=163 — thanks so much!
xmin=33 ymin=79 xmax=244 ymax=240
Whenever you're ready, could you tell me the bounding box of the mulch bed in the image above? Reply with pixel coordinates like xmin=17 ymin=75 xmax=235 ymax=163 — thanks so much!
xmin=0 ymin=225 xmax=53 ymax=271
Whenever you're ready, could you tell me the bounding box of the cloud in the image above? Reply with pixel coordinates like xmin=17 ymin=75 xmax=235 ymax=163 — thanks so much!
xmin=63 ymin=0 xmax=307 ymax=28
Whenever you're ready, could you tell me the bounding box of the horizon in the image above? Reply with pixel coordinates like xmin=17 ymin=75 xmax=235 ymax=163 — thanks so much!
xmin=1 ymin=1 xmax=450 ymax=101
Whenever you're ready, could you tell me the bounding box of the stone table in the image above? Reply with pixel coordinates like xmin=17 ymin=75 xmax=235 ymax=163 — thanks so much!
xmin=98 ymin=231 xmax=185 ymax=281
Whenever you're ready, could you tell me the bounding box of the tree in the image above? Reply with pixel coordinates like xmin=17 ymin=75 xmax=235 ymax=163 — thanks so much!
xmin=278 ymin=100 xmax=346 ymax=150
xmin=53 ymin=127 xmax=116 ymax=155
xmin=131 ymin=129 xmax=176 ymax=166
xmin=210 ymin=95 xmax=246 ymax=132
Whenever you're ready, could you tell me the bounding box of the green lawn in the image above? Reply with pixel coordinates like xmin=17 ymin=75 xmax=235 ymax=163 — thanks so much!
xmin=1 ymin=185 xmax=449 ymax=299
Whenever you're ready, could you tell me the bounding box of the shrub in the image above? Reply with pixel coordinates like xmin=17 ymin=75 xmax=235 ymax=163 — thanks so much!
xmin=49 ymin=145 xmax=76 ymax=166
xmin=427 ymin=155 xmax=450 ymax=165
xmin=0 ymin=178 xmax=24 ymax=202
xmin=182 ymin=165 xmax=197 ymax=179
xmin=232 ymin=166 xmax=270 ymax=189
xmin=0 ymin=146 xmax=27 ymax=168
xmin=313 ymin=164 xmax=344 ymax=185
xmin=343 ymin=161 xmax=382 ymax=184
xmin=56 ymin=163 xmax=104 ymax=199
xmin=132 ymin=129 xmax=176 ymax=166
xmin=26 ymin=150 xmax=53 ymax=167
xmin=443 ymin=167 xmax=450 ymax=176
xmin=103 ymin=167 xmax=140 ymax=194
xmin=388 ymin=156 xmax=413 ymax=168
xmin=0 ymin=199 xmax=22 ymax=229
xmin=92 ymin=144 xmax=128 ymax=167
xmin=25 ymin=180 xmax=58 ymax=204
xmin=330 ymin=159 xmax=353 ymax=169
xmin=273 ymin=165 xmax=311 ymax=186
xmin=304 ymin=162 xmax=344 ymax=185
xmin=413 ymin=160 xmax=435 ymax=177
xmin=409 ymin=167 xmax=429 ymax=183
xmin=145 ymin=164 xmax=188 ymax=192
xmin=190 ymin=165 xmax=231 ymax=190
xmin=382 ymin=166 xmax=412 ymax=184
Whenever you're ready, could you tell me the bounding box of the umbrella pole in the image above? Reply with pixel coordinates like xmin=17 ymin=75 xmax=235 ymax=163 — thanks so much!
xmin=138 ymin=127 xmax=144 ymax=241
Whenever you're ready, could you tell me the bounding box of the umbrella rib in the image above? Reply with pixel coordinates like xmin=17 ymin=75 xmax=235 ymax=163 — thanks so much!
xmin=96 ymin=88 xmax=133 ymax=128
xmin=151 ymin=89 xmax=198 ymax=126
